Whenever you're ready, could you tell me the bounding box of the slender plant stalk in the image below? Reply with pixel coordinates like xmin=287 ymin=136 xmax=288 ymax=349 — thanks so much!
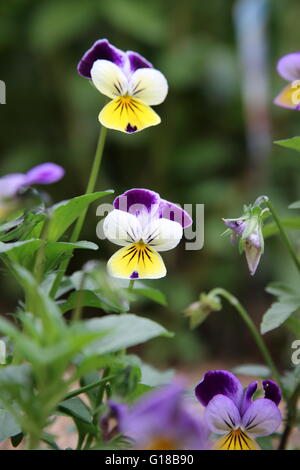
xmin=210 ymin=288 xmax=283 ymax=392
xmin=50 ymin=126 xmax=107 ymax=298
xmin=33 ymin=215 xmax=50 ymax=284
xmin=265 ymin=198 xmax=300 ymax=275
xmin=278 ymin=383 xmax=300 ymax=450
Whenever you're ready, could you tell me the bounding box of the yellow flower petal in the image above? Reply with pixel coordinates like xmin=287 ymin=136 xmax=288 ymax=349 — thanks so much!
xmin=214 ymin=429 xmax=259 ymax=450
xmin=274 ymin=82 xmax=300 ymax=109
xmin=107 ymin=243 xmax=166 ymax=279
xmin=99 ymin=96 xmax=161 ymax=133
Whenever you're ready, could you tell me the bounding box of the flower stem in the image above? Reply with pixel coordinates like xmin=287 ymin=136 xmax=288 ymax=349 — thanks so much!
xmin=264 ymin=198 xmax=300 ymax=275
xmin=278 ymin=383 xmax=300 ymax=450
xmin=210 ymin=288 xmax=283 ymax=392
xmin=50 ymin=126 xmax=107 ymax=298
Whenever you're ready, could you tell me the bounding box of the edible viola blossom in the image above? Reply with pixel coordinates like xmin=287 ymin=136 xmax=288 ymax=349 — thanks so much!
xmin=196 ymin=370 xmax=282 ymax=450
xmin=77 ymin=39 xmax=168 ymax=133
xmin=0 ymin=163 xmax=64 ymax=218
xmin=223 ymin=216 xmax=263 ymax=276
xmin=116 ymin=383 xmax=210 ymax=450
xmin=274 ymin=52 xmax=300 ymax=110
xmin=103 ymin=188 xmax=192 ymax=280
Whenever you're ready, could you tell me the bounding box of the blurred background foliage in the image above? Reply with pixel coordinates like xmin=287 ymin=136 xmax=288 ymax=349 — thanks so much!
xmin=1 ymin=0 xmax=300 ymax=370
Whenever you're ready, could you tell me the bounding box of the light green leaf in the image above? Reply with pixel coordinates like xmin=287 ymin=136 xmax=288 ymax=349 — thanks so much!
xmin=261 ymin=299 xmax=300 ymax=334
xmin=232 ymin=364 xmax=271 ymax=378
xmin=141 ymin=363 xmax=174 ymax=386
xmin=60 ymin=290 xmax=122 ymax=314
xmin=58 ymin=397 xmax=91 ymax=424
xmin=289 ymin=201 xmax=300 ymax=209
xmin=47 ymin=191 xmax=113 ymax=241
xmin=275 ymin=136 xmax=300 ymax=153
xmin=83 ymin=314 xmax=173 ymax=355
xmin=132 ymin=282 xmax=167 ymax=306
xmin=263 ymin=218 xmax=300 ymax=238
xmin=0 ymin=407 xmax=21 ymax=442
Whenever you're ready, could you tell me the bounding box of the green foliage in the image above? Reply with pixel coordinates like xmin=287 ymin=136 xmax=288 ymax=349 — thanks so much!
xmin=261 ymin=283 xmax=300 ymax=334
xmin=275 ymin=137 xmax=300 ymax=153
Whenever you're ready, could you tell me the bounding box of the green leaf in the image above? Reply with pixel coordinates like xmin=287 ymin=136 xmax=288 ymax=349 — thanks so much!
xmin=261 ymin=299 xmax=300 ymax=334
xmin=141 ymin=363 xmax=174 ymax=386
xmin=275 ymin=136 xmax=300 ymax=153
xmin=44 ymin=241 xmax=98 ymax=271
xmin=83 ymin=314 xmax=173 ymax=355
xmin=47 ymin=191 xmax=113 ymax=241
xmin=60 ymin=290 xmax=122 ymax=314
xmin=0 ymin=239 xmax=40 ymax=266
xmin=58 ymin=397 xmax=92 ymax=424
xmin=289 ymin=201 xmax=300 ymax=209
xmin=131 ymin=282 xmax=167 ymax=306
xmin=232 ymin=364 xmax=271 ymax=378
xmin=0 ymin=407 xmax=21 ymax=442
xmin=263 ymin=217 xmax=300 ymax=238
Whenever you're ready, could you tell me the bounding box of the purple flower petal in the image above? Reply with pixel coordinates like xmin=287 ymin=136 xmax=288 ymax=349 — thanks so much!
xmin=126 ymin=51 xmax=153 ymax=73
xmin=263 ymin=380 xmax=281 ymax=406
xmin=77 ymin=39 xmax=126 ymax=79
xmin=204 ymin=394 xmax=241 ymax=435
xmin=113 ymin=188 xmax=160 ymax=216
xmin=24 ymin=163 xmax=65 ymax=185
xmin=159 ymin=199 xmax=192 ymax=228
xmin=241 ymin=398 xmax=281 ymax=437
xmin=195 ymin=370 xmax=243 ymax=408
xmin=223 ymin=218 xmax=246 ymax=237
xmin=120 ymin=382 xmax=183 ymax=441
xmin=0 ymin=174 xmax=27 ymax=198
xmin=240 ymin=381 xmax=258 ymax=416
xmin=277 ymin=52 xmax=300 ymax=81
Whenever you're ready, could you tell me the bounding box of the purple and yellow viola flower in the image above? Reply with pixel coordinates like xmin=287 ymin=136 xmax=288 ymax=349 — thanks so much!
xmin=0 ymin=163 xmax=64 ymax=219
xmin=115 ymin=383 xmax=210 ymax=450
xmin=77 ymin=39 xmax=168 ymax=133
xmin=274 ymin=52 xmax=300 ymax=110
xmin=195 ymin=370 xmax=282 ymax=450
xmin=103 ymin=189 xmax=192 ymax=280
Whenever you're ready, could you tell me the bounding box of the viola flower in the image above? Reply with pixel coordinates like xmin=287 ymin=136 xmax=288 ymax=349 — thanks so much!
xmin=223 ymin=216 xmax=263 ymax=275
xmin=195 ymin=370 xmax=282 ymax=450
xmin=274 ymin=52 xmax=300 ymax=110
xmin=77 ymin=39 xmax=168 ymax=133
xmin=117 ymin=383 xmax=210 ymax=450
xmin=0 ymin=163 xmax=64 ymax=218
xmin=103 ymin=188 xmax=192 ymax=280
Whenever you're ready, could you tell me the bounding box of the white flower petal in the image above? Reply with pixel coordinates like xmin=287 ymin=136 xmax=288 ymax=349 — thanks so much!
xmin=143 ymin=218 xmax=183 ymax=252
xmin=91 ymin=60 xmax=128 ymax=99
xmin=129 ymin=68 xmax=168 ymax=105
xmin=103 ymin=209 xmax=142 ymax=246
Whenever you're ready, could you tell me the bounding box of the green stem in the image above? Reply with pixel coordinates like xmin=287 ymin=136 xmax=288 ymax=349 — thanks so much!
xmin=210 ymin=288 xmax=284 ymax=393
xmin=264 ymin=198 xmax=300 ymax=275
xmin=50 ymin=126 xmax=107 ymax=298
xmin=33 ymin=215 xmax=50 ymax=284
xmin=128 ymin=279 xmax=135 ymax=292
xmin=278 ymin=383 xmax=300 ymax=450
xmin=64 ymin=375 xmax=116 ymax=400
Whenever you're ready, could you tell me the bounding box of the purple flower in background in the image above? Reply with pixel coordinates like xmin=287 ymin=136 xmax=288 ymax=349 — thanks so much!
xmin=103 ymin=188 xmax=192 ymax=279
xmin=77 ymin=39 xmax=168 ymax=133
xmin=195 ymin=370 xmax=281 ymax=450
xmin=118 ymin=383 xmax=210 ymax=450
xmin=223 ymin=216 xmax=263 ymax=276
xmin=0 ymin=163 xmax=64 ymax=218
xmin=274 ymin=52 xmax=300 ymax=110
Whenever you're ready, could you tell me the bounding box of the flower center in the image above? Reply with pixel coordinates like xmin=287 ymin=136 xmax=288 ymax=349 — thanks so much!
xmin=214 ymin=428 xmax=259 ymax=450
xmin=145 ymin=436 xmax=178 ymax=450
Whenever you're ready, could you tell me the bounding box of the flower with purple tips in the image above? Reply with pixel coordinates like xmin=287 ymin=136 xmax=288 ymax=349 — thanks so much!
xmin=77 ymin=39 xmax=168 ymax=133
xmin=116 ymin=383 xmax=210 ymax=450
xmin=0 ymin=163 xmax=64 ymax=218
xmin=195 ymin=370 xmax=282 ymax=450
xmin=274 ymin=52 xmax=300 ymax=110
xmin=103 ymin=188 xmax=192 ymax=279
